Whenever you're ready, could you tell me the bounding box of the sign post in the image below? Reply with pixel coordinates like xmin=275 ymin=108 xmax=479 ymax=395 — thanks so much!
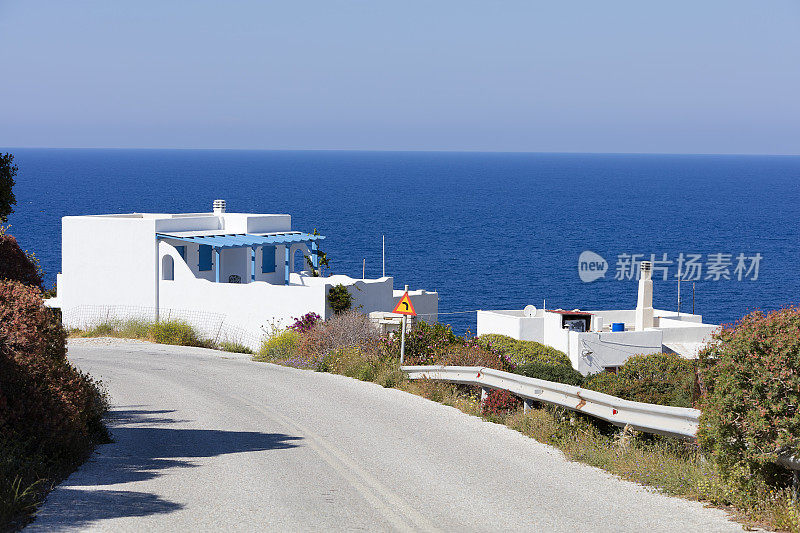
xmin=392 ymin=285 xmax=416 ymax=364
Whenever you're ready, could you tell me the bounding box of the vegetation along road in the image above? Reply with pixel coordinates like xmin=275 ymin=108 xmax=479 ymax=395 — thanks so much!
xmin=28 ymin=338 xmax=741 ymax=532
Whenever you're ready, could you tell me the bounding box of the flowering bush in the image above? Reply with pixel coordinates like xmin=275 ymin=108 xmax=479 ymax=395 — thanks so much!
xmin=698 ymin=307 xmax=800 ymax=496
xmin=384 ymin=321 xmax=459 ymax=364
xmin=0 ymin=231 xmax=43 ymax=288
xmin=256 ymin=330 xmax=300 ymax=363
xmin=1 ymin=280 xmax=108 ymax=524
xmin=435 ymin=341 xmax=512 ymax=371
xmin=476 ymin=334 xmax=570 ymax=367
xmin=288 ymin=312 xmax=321 ymax=334
xmin=482 ymin=389 xmax=521 ymax=417
xmin=584 ymin=352 xmax=697 ymax=408
xmin=150 ymin=320 xmax=212 ymax=347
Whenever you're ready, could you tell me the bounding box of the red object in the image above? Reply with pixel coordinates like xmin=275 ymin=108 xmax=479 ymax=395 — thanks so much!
xmin=612 ymin=409 xmax=618 ymax=415
xmin=392 ymin=292 xmax=417 ymax=316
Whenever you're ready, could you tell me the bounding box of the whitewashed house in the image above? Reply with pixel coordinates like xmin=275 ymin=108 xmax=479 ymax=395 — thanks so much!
xmin=47 ymin=200 xmax=438 ymax=349
xmin=477 ymin=262 xmax=718 ymax=375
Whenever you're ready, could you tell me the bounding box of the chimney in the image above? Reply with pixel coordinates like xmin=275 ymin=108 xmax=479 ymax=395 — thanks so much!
xmin=213 ymin=199 xmax=226 ymax=214
xmin=635 ymin=261 xmax=654 ymax=330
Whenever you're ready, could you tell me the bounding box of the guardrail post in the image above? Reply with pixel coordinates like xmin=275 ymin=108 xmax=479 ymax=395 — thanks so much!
xmin=481 ymin=387 xmax=489 ymax=406
xmin=523 ymin=398 xmax=534 ymax=413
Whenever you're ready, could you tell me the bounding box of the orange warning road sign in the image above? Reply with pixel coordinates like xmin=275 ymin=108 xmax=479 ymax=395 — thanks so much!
xmin=392 ymin=292 xmax=416 ymax=316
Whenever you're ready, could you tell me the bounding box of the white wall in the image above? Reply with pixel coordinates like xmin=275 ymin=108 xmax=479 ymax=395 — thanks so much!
xmin=476 ymin=310 xmax=543 ymax=341
xmin=60 ymin=215 xmax=158 ymax=311
xmin=574 ymin=329 xmax=664 ymax=375
xmin=392 ymin=289 xmax=439 ymax=323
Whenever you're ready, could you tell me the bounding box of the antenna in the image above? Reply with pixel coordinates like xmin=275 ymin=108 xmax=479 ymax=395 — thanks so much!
xmin=382 ymin=235 xmax=385 ymax=278
xmin=362 ymin=258 xmax=365 ymax=279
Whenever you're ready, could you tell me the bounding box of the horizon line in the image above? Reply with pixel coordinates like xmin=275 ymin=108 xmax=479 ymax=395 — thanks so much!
xmin=2 ymin=146 xmax=800 ymax=158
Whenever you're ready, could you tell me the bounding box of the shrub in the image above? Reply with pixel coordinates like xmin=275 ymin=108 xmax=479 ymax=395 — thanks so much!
xmin=327 ymin=284 xmax=352 ymax=314
xmin=385 ymin=320 xmax=459 ymax=365
xmin=0 ymin=280 xmax=108 ymax=526
xmin=256 ymin=330 xmax=300 ymax=363
xmin=476 ymin=334 xmax=570 ymax=367
xmin=219 ymin=341 xmax=254 ymax=354
xmin=295 ymin=310 xmax=379 ymax=368
xmin=150 ymin=320 xmax=212 ymax=348
xmin=0 ymin=153 xmax=17 ymax=223
xmin=0 ymin=232 xmax=43 ymax=289
xmin=482 ymin=389 xmax=521 ymax=417
xmin=698 ymin=306 xmax=800 ymax=500
xmin=435 ymin=342 xmax=510 ymax=370
xmin=514 ymin=361 xmax=584 ymax=386
xmin=288 ymin=312 xmax=321 ymax=334
xmin=583 ymin=352 xmax=697 ymax=408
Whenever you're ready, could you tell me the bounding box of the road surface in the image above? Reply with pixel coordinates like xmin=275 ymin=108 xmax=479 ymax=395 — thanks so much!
xmin=29 ymin=339 xmax=741 ymax=532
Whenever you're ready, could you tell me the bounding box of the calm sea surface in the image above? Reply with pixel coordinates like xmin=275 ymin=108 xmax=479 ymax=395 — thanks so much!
xmin=5 ymin=148 xmax=800 ymax=334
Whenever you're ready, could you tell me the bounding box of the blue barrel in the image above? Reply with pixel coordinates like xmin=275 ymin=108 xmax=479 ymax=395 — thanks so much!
xmin=611 ymin=322 xmax=625 ymax=332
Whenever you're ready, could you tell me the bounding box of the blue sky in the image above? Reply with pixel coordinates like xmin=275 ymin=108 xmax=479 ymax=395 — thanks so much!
xmin=1 ymin=1 xmax=798 ymax=154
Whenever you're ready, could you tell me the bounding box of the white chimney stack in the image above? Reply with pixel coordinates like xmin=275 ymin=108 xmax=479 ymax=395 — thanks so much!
xmin=635 ymin=261 xmax=654 ymax=330
xmin=213 ymin=199 xmax=226 ymax=214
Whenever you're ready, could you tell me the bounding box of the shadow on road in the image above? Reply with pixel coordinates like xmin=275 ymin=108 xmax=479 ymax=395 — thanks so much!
xmin=29 ymin=489 xmax=183 ymax=530
xmin=29 ymin=407 xmax=302 ymax=529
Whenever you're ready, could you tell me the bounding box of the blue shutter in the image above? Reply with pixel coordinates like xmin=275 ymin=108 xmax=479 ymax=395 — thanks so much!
xmin=175 ymin=246 xmax=186 ymax=261
xmin=198 ymin=245 xmax=212 ymax=271
xmin=261 ymin=246 xmax=276 ymax=273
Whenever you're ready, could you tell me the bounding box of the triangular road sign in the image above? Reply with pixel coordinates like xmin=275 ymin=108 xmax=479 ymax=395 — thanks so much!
xmin=392 ymin=292 xmax=416 ymax=316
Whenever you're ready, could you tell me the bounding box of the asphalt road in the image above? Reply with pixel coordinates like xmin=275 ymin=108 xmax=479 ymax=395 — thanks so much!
xmin=28 ymin=339 xmax=741 ymax=532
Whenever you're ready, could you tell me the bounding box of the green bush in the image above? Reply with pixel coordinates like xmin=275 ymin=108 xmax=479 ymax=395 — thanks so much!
xmin=256 ymin=330 xmax=300 ymax=362
xmin=698 ymin=306 xmax=800 ymax=500
xmin=476 ymin=334 xmax=571 ymax=367
xmin=514 ymin=361 xmax=584 ymax=386
xmin=150 ymin=320 xmax=212 ymax=348
xmin=327 ymin=284 xmax=352 ymax=314
xmin=386 ymin=321 xmax=459 ymax=365
xmin=219 ymin=341 xmax=254 ymax=355
xmin=583 ymin=352 xmax=697 ymax=408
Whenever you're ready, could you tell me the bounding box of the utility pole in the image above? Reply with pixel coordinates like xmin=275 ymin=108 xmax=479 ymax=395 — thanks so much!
xmin=400 ymin=284 xmax=408 ymax=365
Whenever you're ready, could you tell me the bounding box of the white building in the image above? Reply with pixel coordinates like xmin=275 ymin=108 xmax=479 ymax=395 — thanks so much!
xmin=47 ymin=200 xmax=438 ymax=350
xmin=477 ymin=262 xmax=718 ymax=375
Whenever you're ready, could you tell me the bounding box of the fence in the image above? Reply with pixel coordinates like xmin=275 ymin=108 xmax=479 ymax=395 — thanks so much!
xmin=401 ymin=365 xmax=701 ymax=439
xmin=61 ymin=305 xmax=264 ymax=349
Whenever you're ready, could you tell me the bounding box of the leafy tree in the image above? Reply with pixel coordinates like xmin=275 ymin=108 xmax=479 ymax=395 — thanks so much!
xmin=0 ymin=153 xmax=18 ymax=223
xmin=327 ymin=284 xmax=352 ymax=314
xmin=304 ymin=228 xmax=329 ymax=276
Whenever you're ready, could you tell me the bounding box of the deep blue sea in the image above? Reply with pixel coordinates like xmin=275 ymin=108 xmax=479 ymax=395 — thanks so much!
xmin=5 ymin=148 xmax=800 ymax=334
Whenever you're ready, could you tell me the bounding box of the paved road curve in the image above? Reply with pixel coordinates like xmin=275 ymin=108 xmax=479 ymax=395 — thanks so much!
xmin=29 ymin=339 xmax=741 ymax=532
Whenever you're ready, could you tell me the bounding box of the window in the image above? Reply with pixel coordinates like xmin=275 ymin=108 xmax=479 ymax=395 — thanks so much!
xmin=162 ymin=255 xmax=174 ymax=280
xmin=262 ymin=246 xmax=276 ymax=273
xmin=199 ymin=244 xmax=212 ymax=271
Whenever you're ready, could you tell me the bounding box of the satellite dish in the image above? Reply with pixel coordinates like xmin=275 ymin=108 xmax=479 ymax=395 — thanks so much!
xmin=523 ymin=305 xmax=537 ymax=317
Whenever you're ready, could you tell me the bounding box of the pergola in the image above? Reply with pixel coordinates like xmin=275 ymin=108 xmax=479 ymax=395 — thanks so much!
xmin=156 ymin=231 xmax=325 ymax=285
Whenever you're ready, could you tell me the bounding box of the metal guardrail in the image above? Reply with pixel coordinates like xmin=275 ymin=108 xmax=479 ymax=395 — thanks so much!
xmin=401 ymin=365 xmax=701 ymax=439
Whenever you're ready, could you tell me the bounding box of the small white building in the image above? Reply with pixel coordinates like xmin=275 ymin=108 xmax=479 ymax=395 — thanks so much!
xmin=477 ymin=262 xmax=718 ymax=375
xmin=47 ymin=200 xmax=438 ymax=350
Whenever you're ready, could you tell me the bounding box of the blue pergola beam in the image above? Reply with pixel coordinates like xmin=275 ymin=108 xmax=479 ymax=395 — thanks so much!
xmin=284 ymin=245 xmax=290 ymax=285
xmin=250 ymin=247 xmax=256 ymax=282
xmin=214 ymin=247 xmax=220 ymax=283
